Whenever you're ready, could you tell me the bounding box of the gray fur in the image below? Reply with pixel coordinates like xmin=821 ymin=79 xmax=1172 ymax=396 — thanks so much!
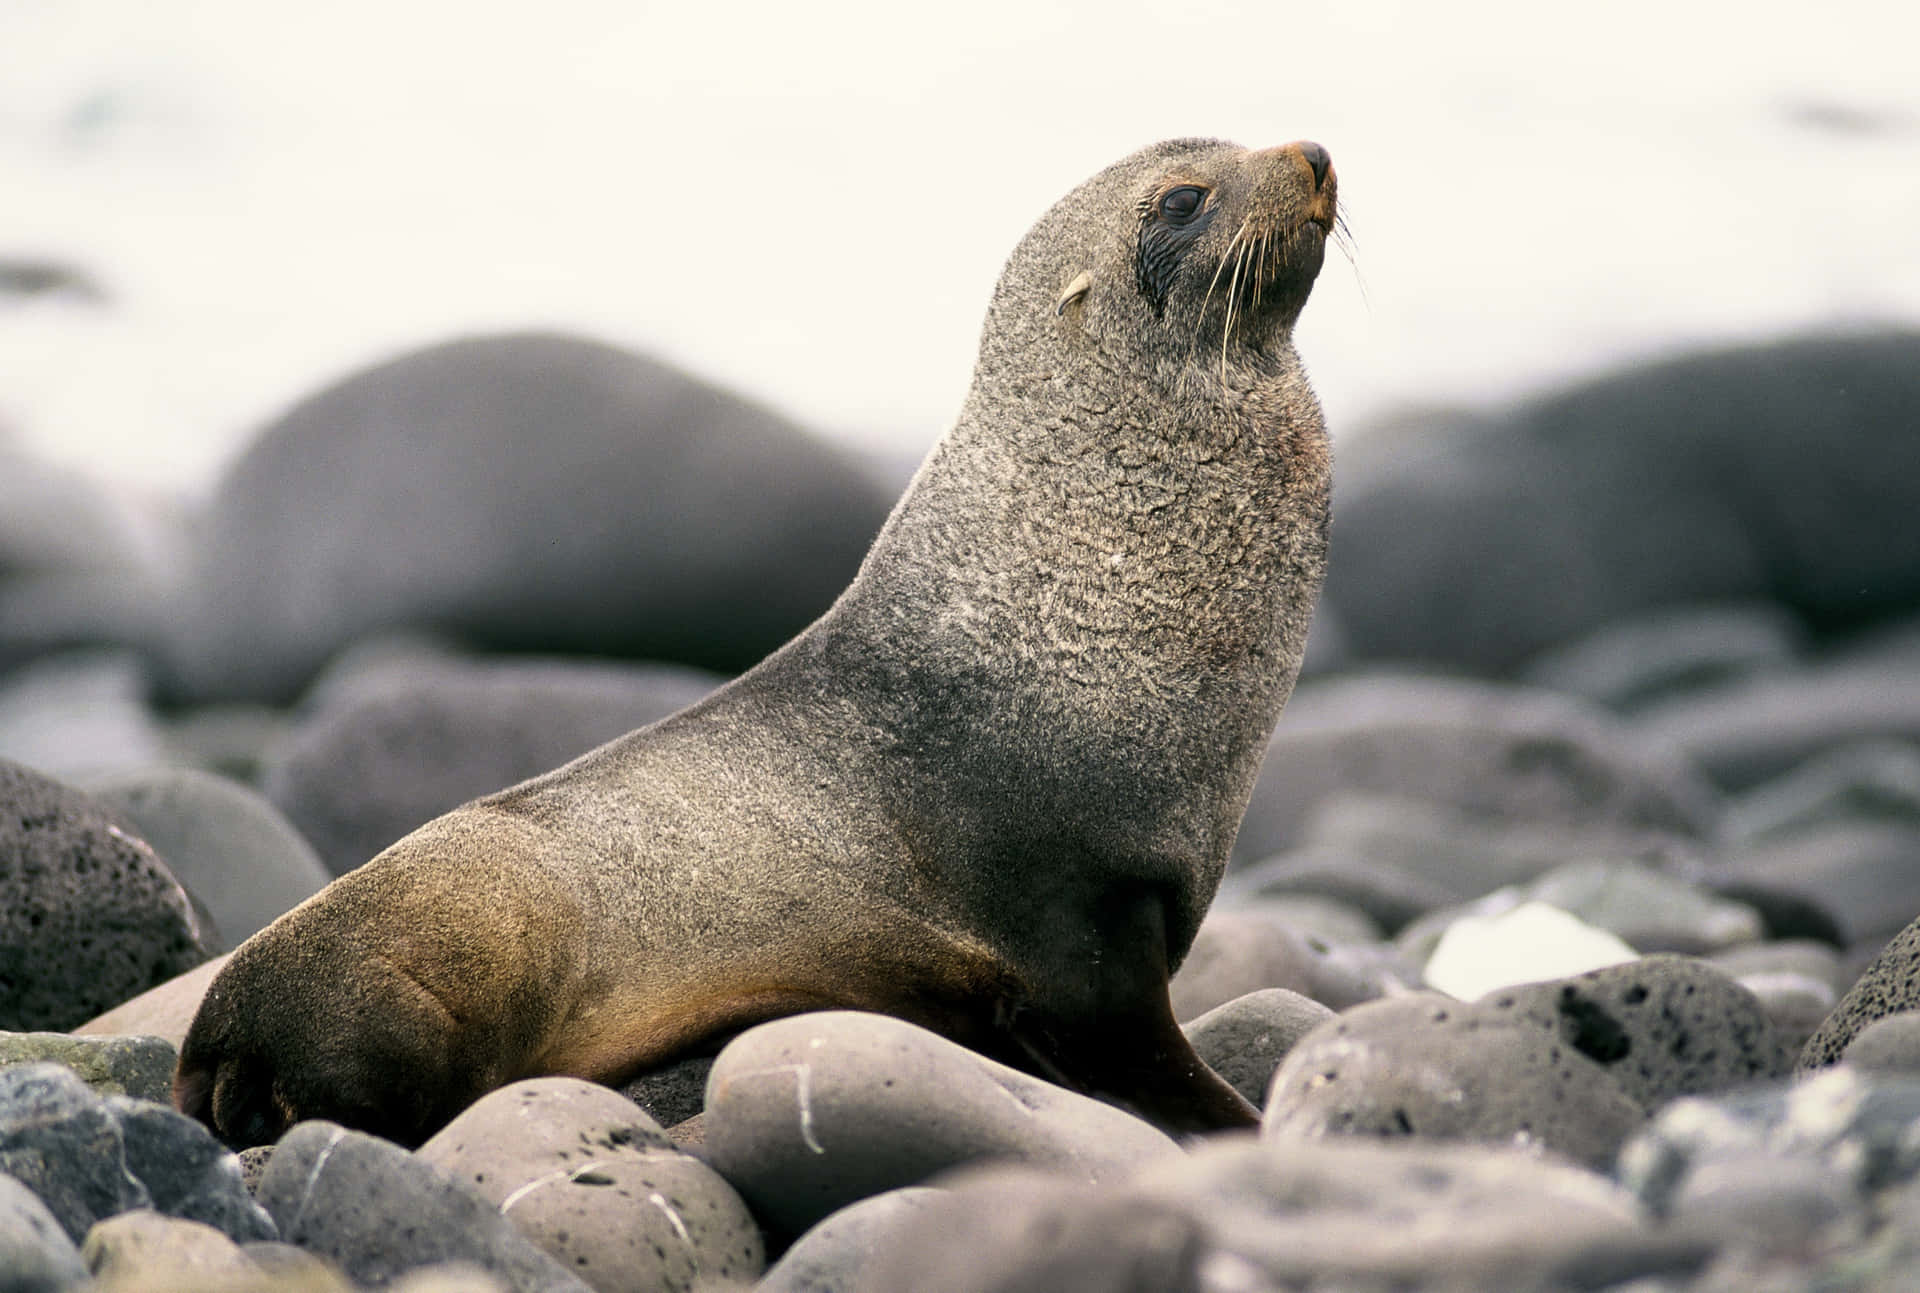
xmin=176 ymin=138 xmax=1337 ymax=1148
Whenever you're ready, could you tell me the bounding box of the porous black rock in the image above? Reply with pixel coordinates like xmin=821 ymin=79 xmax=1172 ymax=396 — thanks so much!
xmin=262 ymin=650 xmax=721 ymax=875
xmin=0 ymin=759 xmax=211 ymax=1031
xmin=1489 ymin=956 xmax=1790 ymax=1111
xmin=160 ymin=331 xmax=892 ymax=704
xmin=1263 ymin=991 xmax=1648 ymax=1169
xmin=1802 ymin=912 xmax=1920 ymax=1070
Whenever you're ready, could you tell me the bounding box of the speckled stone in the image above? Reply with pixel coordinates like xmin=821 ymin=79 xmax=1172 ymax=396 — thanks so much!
xmin=254 ymin=1121 xmax=590 ymax=1293
xmin=616 ymin=1053 xmax=714 ymax=1131
xmin=0 ymin=758 xmax=212 ymax=1031
xmin=1802 ymin=912 xmax=1920 ymax=1071
xmin=1263 ymin=991 xmax=1648 ymax=1169
xmin=417 ymin=1077 xmax=762 ymax=1292
xmin=0 ymin=1032 xmax=175 ymax=1103
xmin=702 ymin=1011 xmax=1180 ymax=1240
xmin=1489 ymin=955 xmax=1789 ymax=1111
xmin=1182 ymin=988 xmax=1336 ymax=1110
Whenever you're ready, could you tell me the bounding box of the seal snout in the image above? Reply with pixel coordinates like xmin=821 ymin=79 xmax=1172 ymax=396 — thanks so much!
xmin=1293 ymin=141 xmax=1333 ymax=191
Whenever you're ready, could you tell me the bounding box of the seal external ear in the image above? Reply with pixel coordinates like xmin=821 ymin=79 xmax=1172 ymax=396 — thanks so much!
xmin=1055 ymin=269 xmax=1093 ymax=317
xmin=176 ymin=137 xmax=1337 ymax=1149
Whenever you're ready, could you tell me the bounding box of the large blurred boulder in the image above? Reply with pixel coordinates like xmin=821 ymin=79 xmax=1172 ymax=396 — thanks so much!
xmin=159 ymin=332 xmax=894 ymax=704
xmin=261 ymin=647 xmax=723 ymax=874
xmin=1322 ymin=331 xmax=1920 ymax=674
xmin=0 ymin=443 xmax=177 ymax=675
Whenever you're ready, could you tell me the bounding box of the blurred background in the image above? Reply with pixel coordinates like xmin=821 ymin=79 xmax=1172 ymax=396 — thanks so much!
xmin=4 ymin=0 xmax=1916 ymax=497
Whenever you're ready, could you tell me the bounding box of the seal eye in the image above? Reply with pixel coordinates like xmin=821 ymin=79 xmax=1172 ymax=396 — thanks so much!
xmin=1159 ymin=186 xmax=1206 ymax=224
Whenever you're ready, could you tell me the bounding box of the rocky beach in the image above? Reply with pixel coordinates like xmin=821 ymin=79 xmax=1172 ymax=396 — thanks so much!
xmin=2 ymin=322 xmax=1920 ymax=1289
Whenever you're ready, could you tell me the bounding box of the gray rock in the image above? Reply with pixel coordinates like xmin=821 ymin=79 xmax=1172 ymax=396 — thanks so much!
xmin=0 ymin=1170 xmax=89 ymax=1293
xmin=1319 ymin=331 xmax=1920 ymax=673
xmin=1169 ymin=908 xmax=1409 ymax=1021
xmin=0 ymin=1063 xmax=149 ymax=1243
xmin=1734 ymin=972 xmax=1836 ymax=1059
xmin=107 ymin=1097 xmax=275 ymax=1244
xmin=0 ymin=758 xmax=211 ymax=1031
xmin=262 ymin=651 xmax=721 ymax=875
xmin=1405 ymin=858 xmax=1769 ymax=970
xmin=1219 ymin=893 xmax=1382 ymax=946
xmin=0 ymin=1033 xmax=175 ymax=1103
xmin=851 ymin=1166 xmax=1205 ymax=1293
xmin=1841 ymin=1011 xmax=1920 ymax=1076
xmin=1235 ymin=676 xmax=1723 ymax=862
xmin=160 ymin=331 xmax=892 ymax=705
xmin=1181 ymin=989 xmax=1335 ymax=1110
xmin=69 ymin=955 xmax=227 ymax=1053
xmin=1263 ymin=991 xmax=1648 ymax=1169
xmin=1664 ymin=1151 xmax=1860 ymax=1256
xmin=616 ymin=1053 xmax=714 ymax=1131
xmin=1218 ymin=845 xmax=1458 ymax=934
xmin=1797 ymin=890 xmax=1920 ymax=1078
xmin=1518 ymin=603 xmax=1807 ymax=713
xmin=1724 ymin=739 xmax=1920 ymax=843
xmin=79 ymin=1209 xmax=265 ymax=1288
xmin=1719 ymin=821 xmax=1920 ymax=949
xmin=86 ymin=765 xmax=331 ymax=946
xmin=416 ymin=1077 xmax=762 ymax=1292
xmin=1618 ymin=1067 xmax=1920 ymax=1213
xmin=1299 ymin=792 xmax=1715 ymax=905
xmin=757 ymin=1187 xmax=942 ymax=1293
xmin=702 ymin=1011 xmax=1180 ymax=1240
xmin=1634 ymin=658 xmax=1920 ymax=792
xmin=1706 ymin=938 xmax=1848 ymax=994
xmin=255 ymin=1120 xmax=590 ymax=1292
xmin=1489 ymin=956 xmax=1789 ymax=1111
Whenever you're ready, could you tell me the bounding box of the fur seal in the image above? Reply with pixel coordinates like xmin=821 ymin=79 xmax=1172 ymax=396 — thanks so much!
xmin=176 ymin=136 xmax=1338 ymax=1148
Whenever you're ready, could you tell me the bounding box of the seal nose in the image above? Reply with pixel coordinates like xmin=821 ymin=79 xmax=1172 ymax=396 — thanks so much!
xmin=1295 ymin=141 xmax=1332 ymax=190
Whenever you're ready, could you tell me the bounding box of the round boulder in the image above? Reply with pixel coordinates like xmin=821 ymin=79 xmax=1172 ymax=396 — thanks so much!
xmin=161 ymin=332 xmax=893 ymax=704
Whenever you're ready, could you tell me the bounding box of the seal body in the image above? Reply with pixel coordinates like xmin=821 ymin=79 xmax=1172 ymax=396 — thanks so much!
xmin=177 ymin=137 xmax=1339 ymax=1148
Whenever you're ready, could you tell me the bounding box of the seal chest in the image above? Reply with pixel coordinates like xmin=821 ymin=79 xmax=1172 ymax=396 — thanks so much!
xmin=176 ymin=138 xmax=1338 ymax=1148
